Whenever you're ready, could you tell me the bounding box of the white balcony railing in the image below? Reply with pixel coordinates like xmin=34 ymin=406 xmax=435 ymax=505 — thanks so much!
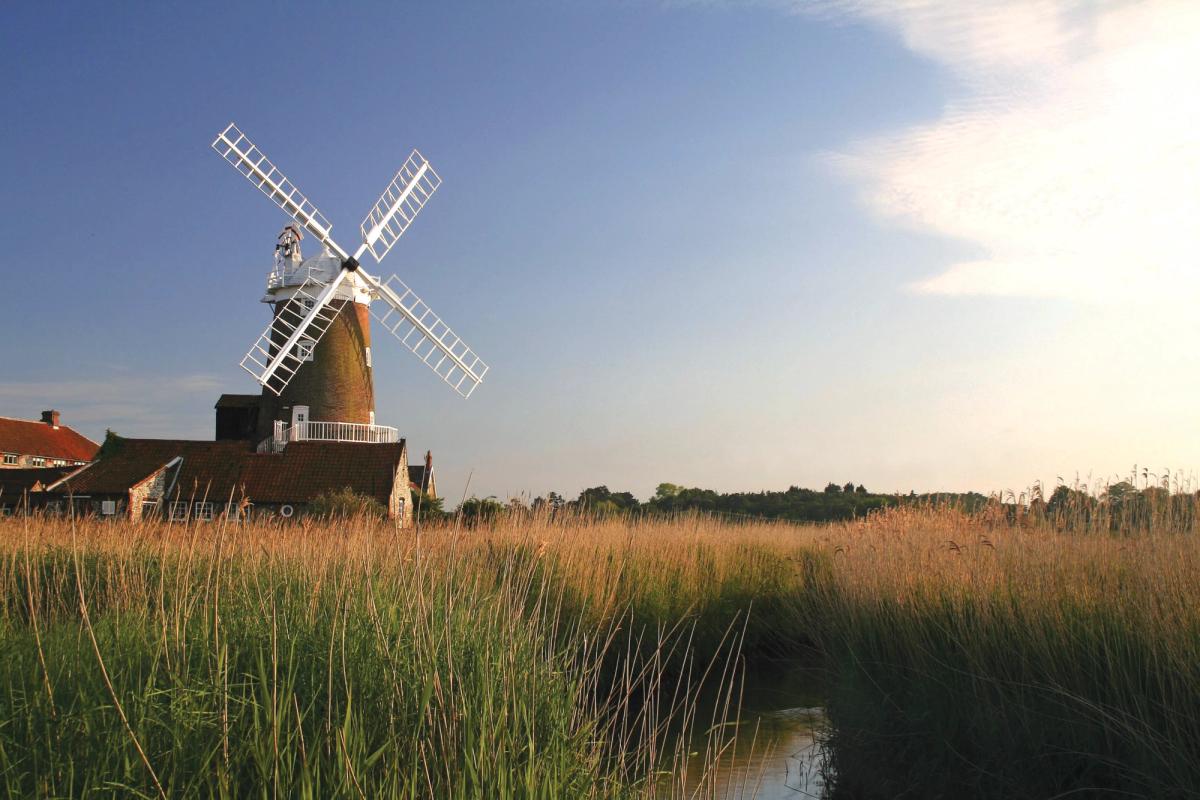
xmin=258 ymin=419 xmax=400 ymax=453
xmin=266 ymin=261 xmax=325 ymax=291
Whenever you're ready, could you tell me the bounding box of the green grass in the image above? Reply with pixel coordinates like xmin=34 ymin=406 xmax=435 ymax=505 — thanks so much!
xmin=0 ymin=519 xmax=721 ymax=798
xmin=3 ymin=502 xmax=1200 ymax=798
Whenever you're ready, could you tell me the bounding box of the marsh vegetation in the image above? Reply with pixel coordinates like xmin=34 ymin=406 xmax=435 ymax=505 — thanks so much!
xmin=2 ymin=497 xmax=1198 ymax=797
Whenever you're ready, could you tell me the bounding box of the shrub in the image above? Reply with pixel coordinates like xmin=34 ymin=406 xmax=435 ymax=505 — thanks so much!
xmin=307 ymin=486 xmax=386 ymax=519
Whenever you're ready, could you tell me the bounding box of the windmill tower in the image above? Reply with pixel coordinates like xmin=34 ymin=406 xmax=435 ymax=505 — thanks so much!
xmin=211 ymin=123 xmax=488 ymax=448
xmin=249 ymin=223 xmax=376 ymax=436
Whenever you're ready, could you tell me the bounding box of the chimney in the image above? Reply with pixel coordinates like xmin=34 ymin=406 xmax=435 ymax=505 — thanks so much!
xmin=41 ymin=409 xmax=60 ymax=428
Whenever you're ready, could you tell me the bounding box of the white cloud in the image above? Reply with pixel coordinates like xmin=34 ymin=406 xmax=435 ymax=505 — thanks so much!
xmin=815 ymin=0 xmax=1200 ymax=299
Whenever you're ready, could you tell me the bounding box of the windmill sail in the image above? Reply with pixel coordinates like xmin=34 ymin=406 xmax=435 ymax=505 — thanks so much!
xmin=240 ymin=274 xmax=347 ymax=395
xmin=364 ymin=272 xmax=488 ymax=398
xmin=212 ymin=123 xmax=344 ymax=257
xmin=212 ymin=123 xmax=488 ymax=401
xmin=359 ymin=150 xmax=441 ymax=263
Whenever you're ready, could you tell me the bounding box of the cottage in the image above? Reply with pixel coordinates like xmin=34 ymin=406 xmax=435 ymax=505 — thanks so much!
xmin=0 ymin=410 xmax=98 ymax=469
xmin=408 ymin=450 xmax=438 ymax=500
xmin=45 ymin=436 xmax=413 ymax=524
xmin=0 ymin=466 xmax=83 ymax=515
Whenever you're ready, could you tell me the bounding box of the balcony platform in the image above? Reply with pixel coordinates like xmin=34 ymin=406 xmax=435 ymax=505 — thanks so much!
xmin=258 ymin=420 xmax=399 ymax=453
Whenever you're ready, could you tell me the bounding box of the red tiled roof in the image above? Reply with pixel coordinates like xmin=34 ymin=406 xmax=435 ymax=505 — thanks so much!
xmin=0 ymin=466 xmax=84 ymax=498
xmin=0 ymin=417 xmax=99 ymax=462
xmin=241 ymin=441 xmax=406 ymax=505
xmin=51 ymin=437 xmax=406 ymax=507
xmin=54 ymin=439 xmax=251 ymax=497
xmin=408 ymin=465 xmax=430 ymax=493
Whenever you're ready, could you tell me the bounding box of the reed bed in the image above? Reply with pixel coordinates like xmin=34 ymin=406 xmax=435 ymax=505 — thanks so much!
xmin=812 ymin=504 xmax=1200 ymax=799
xmin=1 ymin=502 xmax=1199 ymax=798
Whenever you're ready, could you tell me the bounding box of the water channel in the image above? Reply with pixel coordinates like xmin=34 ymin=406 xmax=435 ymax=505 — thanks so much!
xmin=676 ymin=662 xmax=828 ymax=798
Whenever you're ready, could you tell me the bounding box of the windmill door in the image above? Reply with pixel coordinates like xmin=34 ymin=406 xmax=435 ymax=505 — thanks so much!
xmin=291 ymin=405 xmax=309 ymax=440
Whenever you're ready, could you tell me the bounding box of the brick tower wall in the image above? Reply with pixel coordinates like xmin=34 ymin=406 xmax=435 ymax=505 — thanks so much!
xmin=257 ymin=300 xmax=375 ymax=437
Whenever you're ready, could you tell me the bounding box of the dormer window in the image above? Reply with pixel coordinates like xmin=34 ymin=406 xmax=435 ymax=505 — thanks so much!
xmin=30 ymin=457 xmax=45 ymax=467
xmin=3 ymin=454 xmax=16 ymax=465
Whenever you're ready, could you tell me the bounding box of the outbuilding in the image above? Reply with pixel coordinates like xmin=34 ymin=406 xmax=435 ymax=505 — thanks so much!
xmin=45 ymin=436 xmax=413 ymax=524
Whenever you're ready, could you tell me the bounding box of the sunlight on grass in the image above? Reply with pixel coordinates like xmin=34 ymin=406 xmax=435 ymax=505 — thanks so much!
xmin=1 ymin=500 xmax=1198 ymax=797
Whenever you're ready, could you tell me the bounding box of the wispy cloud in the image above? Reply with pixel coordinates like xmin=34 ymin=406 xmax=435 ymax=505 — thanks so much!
xmin=811 ymin=0 xmax=1200 ymax=300
xmin=0 ymin=374 xmax=222 ymax=439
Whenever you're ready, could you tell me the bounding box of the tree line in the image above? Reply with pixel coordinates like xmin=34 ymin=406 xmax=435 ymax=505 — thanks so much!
xmin=455 ymin=482 xmax=991 ymax=524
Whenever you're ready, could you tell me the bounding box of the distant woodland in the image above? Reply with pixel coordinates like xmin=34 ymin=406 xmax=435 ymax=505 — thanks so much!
xmin=456 ymin=482 xmax=991 ymax=524
xmin=452 ymin=478 xmax=1200 ymax=531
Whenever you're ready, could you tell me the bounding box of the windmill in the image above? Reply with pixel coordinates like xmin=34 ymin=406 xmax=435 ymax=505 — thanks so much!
xmin=210 ymin=123 xmax=488 ymax=444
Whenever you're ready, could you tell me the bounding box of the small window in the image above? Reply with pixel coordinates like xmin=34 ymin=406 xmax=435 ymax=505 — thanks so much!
xmin=279 ymin=504 xmax=295 ymax=518
xmin=168 ymin=501 xmax=189 ymax=523
xmin=45 ymin=501 xmax=63 ymax=516
xmin=141 ymin=501 xmax=159 ymax=519
xmin=74 ymin=461 xmax=85 ymax=466
xmin=194 ymin=502 xmax=214 ymax=522
xmin=365 ymin=346 xmax=372 ymax=367
xmin=51 ymin=459 xmax=66 ymax=467
xmin=30 ymin=457 xmax=45 ymax=467
xmin=295 ymin=339 xmax=315 ymax=362
xmin=100 ymin=500 xmax=116 ymax=516
xmin=3 ymin=454 xmax=17 ymax=465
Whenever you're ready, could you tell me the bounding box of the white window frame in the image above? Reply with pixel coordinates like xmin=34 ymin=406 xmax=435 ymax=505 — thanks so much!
xmin=141 ymin=500 xmax=159 ymax=519
xmin=51 ymin=459 xmax=66 ymax=467
xmin=168 ymin=501 xmax=189 ymax=523
xmin=30 ymin=457 xmax=45 ymax=467
xmin=100 ymin=500 xmax=116 ymax=516
xmin=3 ymin=453 xmax=17 ymax=465
xmin=194 ymin=502 xmax=214 ymax=522
xmin=295 ymin=338 xmax=315 ymax=362
xmin=365 ymin=345 xmax=372 ymax=368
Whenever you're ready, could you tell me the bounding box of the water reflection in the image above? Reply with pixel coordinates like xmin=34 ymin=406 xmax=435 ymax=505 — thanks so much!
xmin=699 ymin=705 xmax=825 ymax=799
xmin=677 ymin=663 xmax=828 ymax=798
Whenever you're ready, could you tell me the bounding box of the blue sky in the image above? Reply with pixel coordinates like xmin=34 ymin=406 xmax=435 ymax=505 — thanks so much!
xmin=4 ymin=1 xmax=1198 ymax=501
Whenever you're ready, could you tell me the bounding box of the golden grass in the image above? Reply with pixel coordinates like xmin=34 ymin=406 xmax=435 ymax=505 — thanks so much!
xmin=2 ymin=502 xmax=1199 ymax=797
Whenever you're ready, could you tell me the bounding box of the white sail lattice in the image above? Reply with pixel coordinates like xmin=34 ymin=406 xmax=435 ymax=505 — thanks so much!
xmin=360 ymin=150 xmax=441 ymax=263
xmin=214 ymin=122 xmax=488 ymax=399
xmin=240 ymin=278 xmax=341 ymax=396
xmin=368 ymin=273 xmax=488 ymax=398
xmin=212 ymin=123 xmax=339 ymax=253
